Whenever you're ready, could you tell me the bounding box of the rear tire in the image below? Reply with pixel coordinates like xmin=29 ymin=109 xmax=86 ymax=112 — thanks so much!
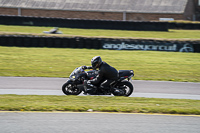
xmin=114 ymin=81 xmax=134 ymax=97
xmin=62 ymin=81 xmax=82 ymax=95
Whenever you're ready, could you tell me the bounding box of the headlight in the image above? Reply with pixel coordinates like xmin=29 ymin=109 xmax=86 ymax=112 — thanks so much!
xmin=70 ymin=75 xmax=76 ymax=81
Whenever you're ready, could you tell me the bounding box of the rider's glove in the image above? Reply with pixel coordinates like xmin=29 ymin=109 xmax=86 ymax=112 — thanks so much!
xmin=82 ymin=65 xmax=87 ymax=70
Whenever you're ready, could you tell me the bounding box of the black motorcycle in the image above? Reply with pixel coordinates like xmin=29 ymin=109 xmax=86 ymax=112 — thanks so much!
xmin=62 ymin=66 xmax=134 ymax=96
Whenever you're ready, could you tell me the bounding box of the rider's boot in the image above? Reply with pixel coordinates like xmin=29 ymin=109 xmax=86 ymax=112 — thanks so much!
xmin=83 ymin=80 xmax=97 ymax=95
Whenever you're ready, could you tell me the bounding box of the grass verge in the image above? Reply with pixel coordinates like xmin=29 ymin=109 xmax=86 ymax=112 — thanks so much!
xmin=0 ymin=95 xmax=199 ymax=115
xmin=0 ymin=46 xmax=200 ymax=82
xmin=0 ymin=25 xmax=200 ymax=40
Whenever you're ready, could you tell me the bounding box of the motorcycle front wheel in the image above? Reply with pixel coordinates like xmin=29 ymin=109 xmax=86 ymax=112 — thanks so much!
xmin=62 ymin=81 xmax=82 ymax=95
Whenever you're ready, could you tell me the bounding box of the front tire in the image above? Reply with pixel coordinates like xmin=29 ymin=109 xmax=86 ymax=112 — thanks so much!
xmin=114 ymin=81 xmax=134 ymax=97
xmin=62 ymin=81 xmax=82 ymax=95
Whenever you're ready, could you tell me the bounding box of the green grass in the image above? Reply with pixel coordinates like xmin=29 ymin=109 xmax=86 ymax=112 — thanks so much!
xmin=0 ymin=25 xmax=200 ymax=40
xmin=0 ymin=46 xmax=200 ymax=82
xmin=0 ymin=95 xmax=199 ymax=115
xmin=0 ymin=25 xmax=199 ymax=114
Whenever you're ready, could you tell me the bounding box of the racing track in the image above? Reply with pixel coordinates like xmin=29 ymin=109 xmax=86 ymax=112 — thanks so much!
xmin=0 ymin=77 xmax=200 ymax=133
xmin=1 ymin=112 xmax=199 ymax=133
xmin=0 ymin=77 xmax=200 ymax=100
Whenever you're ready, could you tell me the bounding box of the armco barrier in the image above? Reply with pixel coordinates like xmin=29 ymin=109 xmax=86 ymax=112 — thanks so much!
xmin=0 ymin=15 xmax=168 ymax=31
xmin=0 ymin=35 xmax=199 ymax=52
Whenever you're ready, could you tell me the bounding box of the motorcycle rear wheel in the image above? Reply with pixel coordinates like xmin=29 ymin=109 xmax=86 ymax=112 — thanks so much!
xmin=62 ymin=81 xmax=82 ymax=95
xmin=114 ymin=80 xmax=134 ymax=97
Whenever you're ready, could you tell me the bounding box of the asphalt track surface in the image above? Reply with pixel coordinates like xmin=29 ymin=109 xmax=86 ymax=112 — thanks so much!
xmin=0 ymin=112 xmax=200 ymax=133
xmin=0 ymin=77 xmax=200 ymax=99
xmin=1 ymin=77 xmax=200 ymax=133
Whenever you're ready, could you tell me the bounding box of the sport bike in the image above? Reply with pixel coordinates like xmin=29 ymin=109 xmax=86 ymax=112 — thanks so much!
xmin=62 ymin=66 xmax=134 ymax=96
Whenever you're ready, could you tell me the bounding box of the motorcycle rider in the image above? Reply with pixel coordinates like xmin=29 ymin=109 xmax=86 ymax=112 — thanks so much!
xmin=82 ymin=56 xmax=119 ymax=94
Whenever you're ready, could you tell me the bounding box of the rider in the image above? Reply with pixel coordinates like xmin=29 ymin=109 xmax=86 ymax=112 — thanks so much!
xmin=82 ymin=56 xmax=119 ymax=94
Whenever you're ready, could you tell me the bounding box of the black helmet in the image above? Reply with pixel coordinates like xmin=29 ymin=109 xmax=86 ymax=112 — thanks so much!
xmin=91 ymin=56 xmax=102 ymax=69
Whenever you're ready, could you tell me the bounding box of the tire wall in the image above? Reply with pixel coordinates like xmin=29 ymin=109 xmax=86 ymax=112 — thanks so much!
xmin=0 ymin=35 xmax=199 ymax=52
xmin=0 ymin=15 xmax=168 ymax=31
xmin=1 ymin=15 xmax=200 ymax=30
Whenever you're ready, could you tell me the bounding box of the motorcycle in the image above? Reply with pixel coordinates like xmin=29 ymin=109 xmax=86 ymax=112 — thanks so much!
xmin=62 ymin=66 xmax=134 ymax=96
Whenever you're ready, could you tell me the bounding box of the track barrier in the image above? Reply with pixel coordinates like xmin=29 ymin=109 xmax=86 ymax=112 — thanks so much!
xmin=0 ymin=15 xmax=168 ymax=31
xmin=0 ymin=35 xmax=199 ymax=52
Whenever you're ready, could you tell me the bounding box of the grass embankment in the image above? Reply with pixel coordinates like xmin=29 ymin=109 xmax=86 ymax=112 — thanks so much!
xmin=0 ymin=25 xmax=200 ymax=114
xmin=0 ymin=46 xmax=200 ymax=82
xmin=0 ymin=95 xmax=199 ymax=115
xmin=0 ymin=25 xmax=200 ymax=40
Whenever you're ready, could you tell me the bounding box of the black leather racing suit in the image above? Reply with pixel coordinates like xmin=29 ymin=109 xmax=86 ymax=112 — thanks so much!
xmin=89 ymin=61 xmax=119 ymax=89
